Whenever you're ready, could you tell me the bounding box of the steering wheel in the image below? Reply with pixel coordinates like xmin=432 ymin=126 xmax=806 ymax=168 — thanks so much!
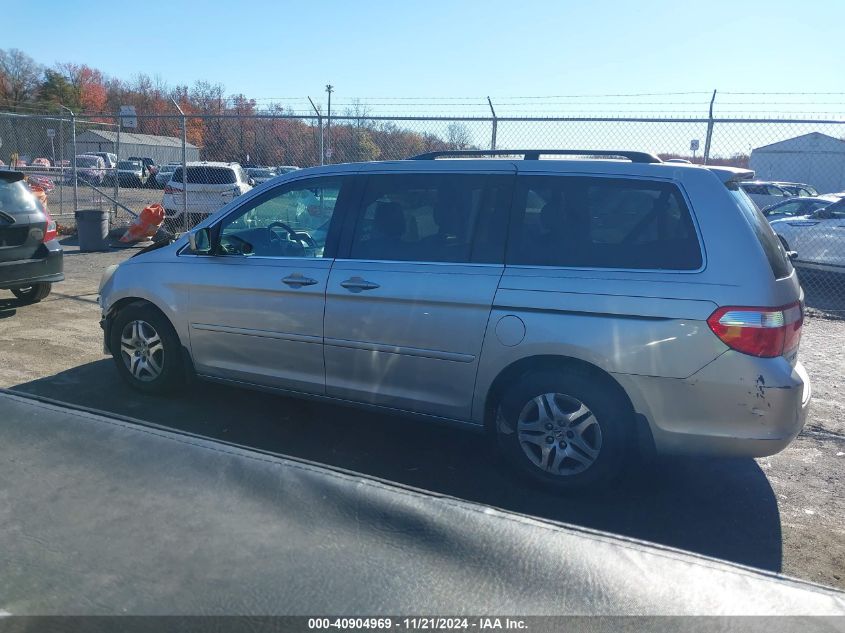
xmin=267 ymin=221 xmax=318 ymax=248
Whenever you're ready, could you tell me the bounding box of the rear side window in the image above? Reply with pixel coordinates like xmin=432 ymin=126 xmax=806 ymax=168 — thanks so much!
xmin=172 ymin=167 xmax=237 ymax=185
xmin=349 ymin=173 xmax=512 ymax=263
xmin=728 ymin=184 xmax=793 ymax=279
xmin=0 ymin=179 xmax=41 ymax=218
xmin=507 ymin=176 xmax=702 ymax=270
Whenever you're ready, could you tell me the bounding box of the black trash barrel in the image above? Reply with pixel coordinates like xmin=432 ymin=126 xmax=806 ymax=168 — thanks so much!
xmin=75 ymin=209 xmax=110 ymax=252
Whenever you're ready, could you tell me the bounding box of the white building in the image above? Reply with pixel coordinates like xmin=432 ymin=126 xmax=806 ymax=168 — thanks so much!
xmin=749 ymin=132 xmax=845 ymax=195
xmin=70 ymin=130 xmax=200 ymax=165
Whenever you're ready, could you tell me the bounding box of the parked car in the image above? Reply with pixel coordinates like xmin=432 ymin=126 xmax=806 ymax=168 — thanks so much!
xmin=88 ymin=152 xmax=118 ymax=170
xmin=162 ymin=162 xmax=253 ymax=229
xmin=155 ymin=163 xmax=180 ymax=188
xmin=99 ymin=150 xmax=809 ymax=490
xmin=26 ymin=174 xmax=56 ymax=193
xmin=0 ymin=170 xmax=63 ymax=304
xmin=762 ymin=196 xmax=838 ymax=222
xmin=71 ymin=155 xmax=106 ymax=185
xmin=770 ymin=198 xmax=845 ymax=274
xmin=128 ymin=156 xmax=158 ymax=187
xmin=246 ymin=167 xmax=277 ymax=185
xmin=738 ymin=181 xmax=793 ymax=209
xmin=774 ymin=182 xmax=819 ymax=197
xmin=30 ymin=158 xmax=51 ymax=169
xmin=108 ymin=159 xmax=148 ymax=187
xmin=276 ymin=165 xmax=300 ymax=174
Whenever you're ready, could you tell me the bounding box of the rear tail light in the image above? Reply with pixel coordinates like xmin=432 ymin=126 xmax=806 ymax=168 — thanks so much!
xmin=707 ymin=301 xmax=803 ymax=358
xmin=43 ymin=209 xmax=58 ymax=243
xmin=164 ymin=184 xmax=179 ymax=195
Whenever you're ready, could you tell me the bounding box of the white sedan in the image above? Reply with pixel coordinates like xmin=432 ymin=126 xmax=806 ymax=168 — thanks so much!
xmin=770 ymin=201 xmax=845 ymax=274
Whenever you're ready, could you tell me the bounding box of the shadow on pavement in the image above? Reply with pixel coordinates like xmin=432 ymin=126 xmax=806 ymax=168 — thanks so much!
xmin=13 ymin=359 xmax=783 ymax=573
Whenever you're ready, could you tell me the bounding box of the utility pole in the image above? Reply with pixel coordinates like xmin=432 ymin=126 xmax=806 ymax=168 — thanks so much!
xmin=325 ymin=84 xmax=334 ymax=164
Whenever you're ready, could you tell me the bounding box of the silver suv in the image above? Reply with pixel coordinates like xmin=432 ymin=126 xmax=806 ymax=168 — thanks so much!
xmin=99 ymin=150 xmax=810 ymax=489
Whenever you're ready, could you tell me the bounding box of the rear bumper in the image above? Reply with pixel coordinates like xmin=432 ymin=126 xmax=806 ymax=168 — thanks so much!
xmin=615 ymin=353 xmax=811 ymax=458
xmin=0 ymin=240 xmax=64 ymax=289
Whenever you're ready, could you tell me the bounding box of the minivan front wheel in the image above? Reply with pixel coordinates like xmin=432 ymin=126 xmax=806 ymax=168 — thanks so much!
xmin=495 ymin=369 xmax=630 ymax=490
xmin=110 ymin=303 xmax=185 ymax=394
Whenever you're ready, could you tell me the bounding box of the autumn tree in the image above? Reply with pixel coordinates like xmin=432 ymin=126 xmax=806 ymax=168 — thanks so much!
xmin=53 ymin=63 xmax=107 ymax=113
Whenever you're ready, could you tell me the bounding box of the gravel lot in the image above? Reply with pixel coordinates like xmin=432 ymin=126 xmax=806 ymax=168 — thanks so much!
xmin=1 ymin=239 xmax=843 ymax=590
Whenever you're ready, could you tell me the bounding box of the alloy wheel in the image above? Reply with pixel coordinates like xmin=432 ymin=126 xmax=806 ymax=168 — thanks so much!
xmin=516 ymin=393 xmax=603 ymax=476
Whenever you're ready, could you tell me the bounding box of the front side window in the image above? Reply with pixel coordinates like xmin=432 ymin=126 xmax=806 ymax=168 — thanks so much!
xmin=508 ymin=176 xmax=702 ymax=270
xmin=349 ymin=173 xmax=511 ymax=263
xmin=217 ymin=178 xmax=343 ymax=258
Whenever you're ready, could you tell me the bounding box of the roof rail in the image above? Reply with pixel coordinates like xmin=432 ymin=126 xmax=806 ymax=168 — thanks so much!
xmin=409 ymin=149 xmax=663 ymax=163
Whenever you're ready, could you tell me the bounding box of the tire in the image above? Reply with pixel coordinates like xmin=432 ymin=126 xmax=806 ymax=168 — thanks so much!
xmin=11 ymin=282 xmax=52 ymax=304
xmin=110 ymin=302 xmax=185 ymax=395
xmin=494 ymin=368 xmax=632 ymax=490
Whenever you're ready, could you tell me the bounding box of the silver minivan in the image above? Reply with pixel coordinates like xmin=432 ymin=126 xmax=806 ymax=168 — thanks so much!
xmin=99 ymin=150 xmax=810 ymax=489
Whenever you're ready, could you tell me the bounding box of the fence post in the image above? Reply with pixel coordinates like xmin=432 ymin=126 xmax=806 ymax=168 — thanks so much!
xmin=114 ymin=115 xmax=120 ymax=219
xmin=703 ymin=90 xmax=717 ymax=165
xmin=171 ymin=99 xmax=188 ymax=234
xmin=308 ymin=96 xmax=324 ymax=166
xmin=58 ymin=110 xmax=64 ymax=216
xmin=487 ymin=97 xmax=497 ymax=151
xmin=60 ymin=105 xmax=77 ymax=214
xmin=325 ymin=84 xmax=333 ymax=164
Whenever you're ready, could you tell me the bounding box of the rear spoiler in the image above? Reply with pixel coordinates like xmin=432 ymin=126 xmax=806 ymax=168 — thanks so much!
xmin=705 ymin=165 xmax=755 ymax=183
xmin=0 ymin=170 xmax=25 ymax=183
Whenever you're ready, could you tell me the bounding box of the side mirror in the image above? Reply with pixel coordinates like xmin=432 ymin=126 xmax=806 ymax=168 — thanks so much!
xmin=188 ymin=227 xmax=212 ymax=253
xmin=248 ymin=177 xmax=256 ymax=186
xmin=813 ymin=208 xmax=832 ymax=220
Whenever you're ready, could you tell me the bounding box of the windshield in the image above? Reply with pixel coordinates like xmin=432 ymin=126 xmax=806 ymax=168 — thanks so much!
xmin=119 ymin=161 xmax=140 ymax=170
xmin=76 ymin=156 xmax=99 ymax=168
xmin=247 ymin=168 xmax=276 ymax=178
xmin=172 ymin=167 xmax=237 ymax=184
xmin=0 ymin=178 xmax=40 ymax=216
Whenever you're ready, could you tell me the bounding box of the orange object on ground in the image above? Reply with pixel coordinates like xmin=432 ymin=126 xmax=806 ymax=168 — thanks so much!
xmin=120 ymin=203 xmax=166 ymax=243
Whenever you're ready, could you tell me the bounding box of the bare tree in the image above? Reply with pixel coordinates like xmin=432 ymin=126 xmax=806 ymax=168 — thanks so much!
xmin=445 ymin=122 xmax=473 ymax=150
xmin=0 ymin=48 xmax=42 ymax=109
xmin=344 ymin=98 xmax=373 ymax=130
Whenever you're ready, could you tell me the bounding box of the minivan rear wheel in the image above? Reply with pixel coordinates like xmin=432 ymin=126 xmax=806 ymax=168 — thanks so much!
xmin=11 ymin=282 xmax=52 ymax=304
xmin=110 ymin=303 xmax=185 ymax=394
xmin=495 ymin=369 xmax=630 ymax=490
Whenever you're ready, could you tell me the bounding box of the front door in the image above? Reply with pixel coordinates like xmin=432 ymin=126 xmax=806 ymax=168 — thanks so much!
xmin=185 ymin=175 xmax=350 ymax=393
xmin=324 ymin=170 xmax=513 ymax=420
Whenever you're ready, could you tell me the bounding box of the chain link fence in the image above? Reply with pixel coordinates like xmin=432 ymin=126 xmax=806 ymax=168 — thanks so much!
xmin=1 ymin=109 xmax=843 ymax=312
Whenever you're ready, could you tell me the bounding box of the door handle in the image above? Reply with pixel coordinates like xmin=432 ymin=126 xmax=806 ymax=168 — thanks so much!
xmin=340 ymin=276 xmax=380 ymax=292
xmin=281 ymin=273 xmax=318 ymax=288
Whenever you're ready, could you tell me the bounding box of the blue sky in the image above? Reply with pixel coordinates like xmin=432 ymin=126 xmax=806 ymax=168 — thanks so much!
xmin=4 ymin=0 xmax=845 ymax=117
